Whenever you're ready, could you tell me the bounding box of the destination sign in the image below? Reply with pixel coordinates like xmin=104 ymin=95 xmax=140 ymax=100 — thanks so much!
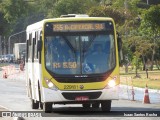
xmin=53 ymin=23 xmax=106 ymax=32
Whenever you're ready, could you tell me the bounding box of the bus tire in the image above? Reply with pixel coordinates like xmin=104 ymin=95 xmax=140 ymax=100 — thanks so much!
xmin=31 ymin=99 xmax=39 ymax=109
xmin=43 ymin=102 xmax=52 ymax=113
xmin=40 ymin=102 xmax=43 ymax=109
xmin=101 ymin=100 xmax=111 ymax=112
xmin=92 ymin=103 xmax=100 ymax=108
xmin=82 ymin=103 xmax=90 ymax=108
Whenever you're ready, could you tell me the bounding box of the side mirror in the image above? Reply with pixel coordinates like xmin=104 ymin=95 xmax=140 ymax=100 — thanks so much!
xmin=117 ymin=34 xmax=122 ymax=51
xmin=37 ymin=40 xmax=42 ymax=52
xmin=117 ymin=32 xmax=123 ymax=66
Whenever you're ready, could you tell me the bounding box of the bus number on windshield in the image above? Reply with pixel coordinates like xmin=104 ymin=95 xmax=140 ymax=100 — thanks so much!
xmin=53 ymin=62 xmax=77 ymax=68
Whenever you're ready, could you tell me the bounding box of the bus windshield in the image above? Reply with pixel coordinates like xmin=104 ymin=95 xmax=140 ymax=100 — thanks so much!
xmin=44 ymin=22 xmax=116 ymax=75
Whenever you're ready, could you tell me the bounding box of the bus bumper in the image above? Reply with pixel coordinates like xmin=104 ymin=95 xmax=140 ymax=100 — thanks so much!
xmin=41 ymin=85 xmax=119 ymax=102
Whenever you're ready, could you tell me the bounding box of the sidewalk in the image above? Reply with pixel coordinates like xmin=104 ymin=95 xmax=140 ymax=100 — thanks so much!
xmin=119 ymin=84 xmax=160 ymax=103
xmin=0 ymin=64 xmax=25 ymax=80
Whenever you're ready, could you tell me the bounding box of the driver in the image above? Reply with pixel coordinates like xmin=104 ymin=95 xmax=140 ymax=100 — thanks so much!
xmin=84 ymin=44 xmax=107 ymax=73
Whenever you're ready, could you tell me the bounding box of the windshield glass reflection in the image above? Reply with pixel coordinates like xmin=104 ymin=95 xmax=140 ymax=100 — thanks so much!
xmin=45 ymin=34 xmax=116 ymax=75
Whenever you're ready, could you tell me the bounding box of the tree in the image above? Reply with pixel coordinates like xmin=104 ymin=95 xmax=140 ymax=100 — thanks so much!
xmin=0 ymin=0 xmax=29 ymax=24
xmin=37 ymin=0 xmax=57 ymax=18
xmin=37 ymin=0 xmax=99 ymax=18
xmin=88 ymin=6 xmax=126 ymax=26
xmin=140 ymin=5 xmax=160 ymax=70
xmin=53 ymin=0 xmax=90 ymax=17
xmin=0 ymin=12 xmax=8 ymax=35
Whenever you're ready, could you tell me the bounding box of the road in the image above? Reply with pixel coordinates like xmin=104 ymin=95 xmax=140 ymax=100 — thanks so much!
xmin=0 ymin=65 xmax=160 ymax=120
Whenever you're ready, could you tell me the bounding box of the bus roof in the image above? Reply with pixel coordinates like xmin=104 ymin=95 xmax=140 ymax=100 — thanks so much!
xmin=26 ymin=16 xmax=114 ymax=32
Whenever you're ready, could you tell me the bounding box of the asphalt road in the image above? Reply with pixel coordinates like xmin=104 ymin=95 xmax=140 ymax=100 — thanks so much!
xmin=0 ymin=65 xmax=160 ymax=120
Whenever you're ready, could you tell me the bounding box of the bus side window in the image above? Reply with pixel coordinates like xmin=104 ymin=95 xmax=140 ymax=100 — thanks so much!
xmin=34 ymin=31 xmax=38 ymax=59
xmin=32 ymin=37 xmax=35 ymax=62
xmin=29 ymin=33 xmax=32 ymax=60
xmin=26 ymin=40 xmax=29 ymax=63
xmin=38 ymin=31 xmax=42 ymax=63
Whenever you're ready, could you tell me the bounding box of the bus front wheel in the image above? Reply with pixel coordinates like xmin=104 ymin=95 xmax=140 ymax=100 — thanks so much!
xmin=40 ymin=102 xmax=43 ymax=109
xmin=31 ymin=99 xmax=39 ymax=109
xmin=82 ymin=103 xmax=91 ymax=108
xmin=101 ymin=100 xmax=111 ymax=112
xmin=92 ymin=103 xmax=100 ymax=108
xmin=43 ymin=102 xmax=52 ymax=113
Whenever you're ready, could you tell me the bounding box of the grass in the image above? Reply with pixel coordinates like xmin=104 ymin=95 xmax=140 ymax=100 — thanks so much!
xmin=0 ymin=63 xmax=9 ymax=67
xmin=0 ymin=63 xmax=10 ymax=71
xmin=120 ymin=67 xmax=160 ymax=90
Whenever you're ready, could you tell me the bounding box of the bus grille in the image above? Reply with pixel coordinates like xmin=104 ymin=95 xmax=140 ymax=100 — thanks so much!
xmin=62 ymin=92 xmax=102 ymax=100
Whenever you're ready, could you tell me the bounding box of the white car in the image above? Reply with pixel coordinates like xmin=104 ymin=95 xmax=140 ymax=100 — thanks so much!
xmin=0 ymin=55 xmax=5 ymax=63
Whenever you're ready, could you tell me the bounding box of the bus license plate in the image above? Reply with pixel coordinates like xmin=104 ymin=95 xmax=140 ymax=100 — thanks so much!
xmin=75 ymin=96 xmax=89 ymax=101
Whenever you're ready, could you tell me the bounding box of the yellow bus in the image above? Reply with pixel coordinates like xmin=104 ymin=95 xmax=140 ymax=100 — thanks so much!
xmin=26 ymin=14 xmax=122 ymax=113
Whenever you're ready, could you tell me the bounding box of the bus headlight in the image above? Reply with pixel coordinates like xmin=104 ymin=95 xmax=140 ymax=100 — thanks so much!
xmin=105 ymin=76 xmax=117 ymax=89
xmin=108 ymin=80 xmax=116 ymax=87
xmin=44 ymin=78 xmax=58 ymax=90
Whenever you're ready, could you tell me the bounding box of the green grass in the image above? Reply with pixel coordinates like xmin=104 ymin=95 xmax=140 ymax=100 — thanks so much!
xmin=120 ymin=67 xmax=160 ymax=90
xmin=0 ymin=63 xmax=9 ymax=67
xmin=0 ymin=63 xmax=10 ymax=71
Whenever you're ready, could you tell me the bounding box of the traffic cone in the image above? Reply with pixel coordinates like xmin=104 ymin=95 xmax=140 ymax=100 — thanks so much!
xmin=143 ymin=84 xmax=150 ymax=104
xmin=131 ymin=86 xmax=135 ymax=101
xmin=131 ymin=79 xmax=135 ymax=101
xmin=19 ymin=63 xmax=24 ymax=71
xmin=3 ymin=71 xmax=7 ymax=79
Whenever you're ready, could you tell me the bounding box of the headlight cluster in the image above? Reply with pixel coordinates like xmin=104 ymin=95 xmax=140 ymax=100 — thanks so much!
xmin=105 ymin=76 xmax=117 ymax=89
xmin=108 ymin=80 xmax=116 ymax=87
xmin=44 ymin=77 xmax=58 ymax=90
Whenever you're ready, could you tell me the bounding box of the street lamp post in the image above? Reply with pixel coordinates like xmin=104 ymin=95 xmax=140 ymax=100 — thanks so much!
xmin=8 ymin=30 xmax=26 ymax=54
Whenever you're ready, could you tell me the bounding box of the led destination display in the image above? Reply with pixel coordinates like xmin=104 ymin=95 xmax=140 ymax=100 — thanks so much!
xmin=53 ymin=23 xmax=106 ymax=32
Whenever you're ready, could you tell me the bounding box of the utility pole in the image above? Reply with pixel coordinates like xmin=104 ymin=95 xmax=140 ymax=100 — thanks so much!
xmin=0 ymin=35 xmax=1 ymax=55
xmin=8 ymin=30 xmax=26 ymax=54
xmin=147 ymin=0 xmax=149 ymax=5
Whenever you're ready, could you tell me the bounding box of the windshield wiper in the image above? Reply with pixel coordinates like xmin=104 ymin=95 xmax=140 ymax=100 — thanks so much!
xmin=62 ymin=36 xmax=77 ymax=60
xmin=82 ymin=35 xmax=96 ymax=53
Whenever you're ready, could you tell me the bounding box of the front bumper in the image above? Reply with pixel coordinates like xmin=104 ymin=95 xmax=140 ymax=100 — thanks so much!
xmin=41 ymin=85 xmax=119 ymax=103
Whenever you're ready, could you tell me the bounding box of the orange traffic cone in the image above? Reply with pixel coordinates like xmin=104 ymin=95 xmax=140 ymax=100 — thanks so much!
xmin=19 ymin=63 xmax=24 ymax=71
xmin=3 ymin=71 xmax=7 ymax=79
xmin=131 ymin=79 xmax=135 ymax=101
xmin=143 ymin=84 xmax=150 ymax=104
xmin=131 ymin=86 xmax=135 ymax=101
